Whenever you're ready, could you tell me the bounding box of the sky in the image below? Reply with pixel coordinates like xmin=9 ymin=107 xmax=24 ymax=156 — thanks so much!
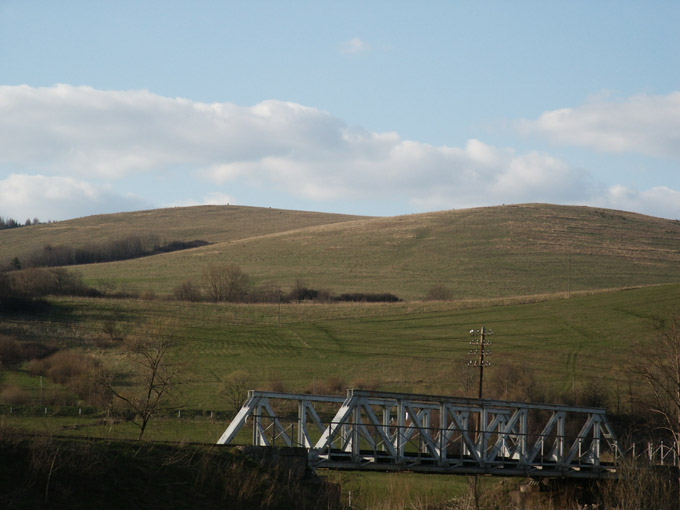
xmin=1 ymin=1 xmax=679 ymax=222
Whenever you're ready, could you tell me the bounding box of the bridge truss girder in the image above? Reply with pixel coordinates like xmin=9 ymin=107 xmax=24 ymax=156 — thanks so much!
xmin=217 ymin=389 xmax=621 ymax=478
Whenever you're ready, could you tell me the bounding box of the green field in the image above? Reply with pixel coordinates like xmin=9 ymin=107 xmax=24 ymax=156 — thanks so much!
xmin=3 ymin=283 xmax=678 ymax=413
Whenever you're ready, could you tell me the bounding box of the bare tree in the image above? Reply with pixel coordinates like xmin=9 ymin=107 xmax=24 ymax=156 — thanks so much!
xmin=99 ymin=320 xmax=181 ymax=439
xmin=173 ymin=279 xmax=202 ymax=302
xmin=221 ymin=370 xmax=251 ymax=414
xmin=635 ymin=314 xmax=680 ymax=463
xmin=202 ymin=263 xmax=250 ymax=302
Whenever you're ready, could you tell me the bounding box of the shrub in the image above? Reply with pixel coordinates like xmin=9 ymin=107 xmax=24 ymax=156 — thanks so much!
xmin=46 ymin=352 xmax=96 ymax=384
xmin=221 ymin=370 xmax=251 ymax=412
xmin=26 ymin=358 xmax=46 ymax=377
xmin=424 ymin=284 xmax=454 ymax=301
xmin=0 ymin=336 xmax=56 ymax=367
xmin=0 ymin=336 xmax=19 ymax=366
xmin=598 ymin=458 xmax=679 ymax=509
xmin=140 ymin=289 xmax=156 ymax=301
xmin=289 ymin=287 xmax=318 ymax=302
xmin=0 ymin=385 xmax=30 ymax=405
xmin=335 ymin=292 xmax=400 ymax=303
xmin=267 ymin=375 xmax=287 ymax=393
xmin=351 ymin=378 xmax=379 ymax=391
xmin=4 ymin=267 xmax=95 ymax=298
xmin=202 ymin=264 xmax=250 ymax=302
xmin=315 ymin=375 xmax=346 ymax=395
xmin=173 ymin=279 xmax=202 ymax=302
xmin=28 ymin=351 xmax=98 ymax=386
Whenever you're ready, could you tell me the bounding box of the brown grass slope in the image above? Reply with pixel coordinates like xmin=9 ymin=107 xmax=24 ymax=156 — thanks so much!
xmin=59 ymin=203 xmax=680 ymax=300
xmin=3 ymin=203 xmax=680 ymax=300
xmin=0 ymin=205 xmax=371 ymax=261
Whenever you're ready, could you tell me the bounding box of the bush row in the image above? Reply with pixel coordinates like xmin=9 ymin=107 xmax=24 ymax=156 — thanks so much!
xmin=0 ymin=267 xmax=99 ymax=301
xmin=7 ymin=236 xmax=209 ymax=269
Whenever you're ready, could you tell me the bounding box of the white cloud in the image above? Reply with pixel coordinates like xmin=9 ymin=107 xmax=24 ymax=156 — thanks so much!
xmin=0 ymin=174 xmax=149 ymax=221
xmin=2 ymin=84 xmax=679 ymax=221
xmin=0 ymin=85 xmax=593 ymax=213
xmin=0 ymin=84 xmax=343 ymax=179
xmin=201 ymin=137 xmax=593 ymax=210
xmin=521 ymin=92 xmax=680 ymax=159
xmin=592 ymin=185 xmax=680 ymax=220
xmin=340 ymin=37 xmax=370 ymax=54
xmin=165 ymin=192 xmax=236 ymax=208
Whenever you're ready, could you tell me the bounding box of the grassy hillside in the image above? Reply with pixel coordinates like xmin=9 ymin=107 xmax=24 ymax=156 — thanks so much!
xmin=0 ymin=204 xmax=370 ymax=261
xmin=43 ymin=203 xmax=680 ymax=300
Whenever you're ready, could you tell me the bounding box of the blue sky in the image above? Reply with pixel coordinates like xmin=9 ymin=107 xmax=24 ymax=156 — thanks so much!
xmin=1 ymin=1 xmax=679 ymax=221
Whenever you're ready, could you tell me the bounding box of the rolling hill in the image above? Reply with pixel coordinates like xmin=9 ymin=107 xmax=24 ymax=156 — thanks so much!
xmin=2 ymin=203 xmax=680 ymax=300
xmin=0 ymin=205 xmax=369 ymax=257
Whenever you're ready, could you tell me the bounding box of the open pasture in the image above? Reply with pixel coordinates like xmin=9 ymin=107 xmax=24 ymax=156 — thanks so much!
xmin=3 ymin=283 xmax=677 ymax=417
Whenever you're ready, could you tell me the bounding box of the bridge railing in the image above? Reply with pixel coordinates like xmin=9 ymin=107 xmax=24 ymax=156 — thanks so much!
xmin=217 ymin=389 xmax=629 ymax=477
xmin=620 ymin=442 xmax=679 ymax=467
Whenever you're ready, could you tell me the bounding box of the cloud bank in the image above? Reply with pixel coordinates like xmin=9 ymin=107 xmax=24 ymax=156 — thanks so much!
xmin=0 ymin=85 xmax=678 ymax=220
xmin=0 ymin=174 xmax=149 ymax=221
xmin=521 ymin=92 xmax=680 ymax=159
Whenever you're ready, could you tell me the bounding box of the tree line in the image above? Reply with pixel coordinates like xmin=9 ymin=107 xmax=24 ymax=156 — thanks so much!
xmin=0 ymin=267 xmax=98 ymax=305
xmin=0 ymin=262 xmax=401 ymax=307
xmin=6 ymin=236 xmax=209 ymax=270
xmin=0 ymin=216 xmax=46 ymax=230
xmin=175 ymin=263 xmax=400 ymax=304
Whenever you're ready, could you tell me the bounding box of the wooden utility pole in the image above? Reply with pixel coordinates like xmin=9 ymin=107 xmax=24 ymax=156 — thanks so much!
xmin=477 ymin=327 xmax=487 ymax=399
xmin=468 ymin=326 xmax=492 ymax=510
xmin=469 ymin=326 xmax=492 ymax=399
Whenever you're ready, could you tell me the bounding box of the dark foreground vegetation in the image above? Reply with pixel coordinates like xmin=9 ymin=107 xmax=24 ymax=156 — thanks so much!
xmin=0 ymin=431 xmax=339 ymax=510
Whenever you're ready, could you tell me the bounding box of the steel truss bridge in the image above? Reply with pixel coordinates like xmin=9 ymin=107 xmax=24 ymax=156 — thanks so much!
xmin=217 ymin=389 xmax=624 ymax=478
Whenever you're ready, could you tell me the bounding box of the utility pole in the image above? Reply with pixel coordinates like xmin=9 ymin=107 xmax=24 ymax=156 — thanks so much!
xmin=468 ymin=326 xmax=492 ymax=398
xmin=568 ymin=254 xmax=572 ymax=299
xmin=467 ymin=326 xmax=492 ymax=510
